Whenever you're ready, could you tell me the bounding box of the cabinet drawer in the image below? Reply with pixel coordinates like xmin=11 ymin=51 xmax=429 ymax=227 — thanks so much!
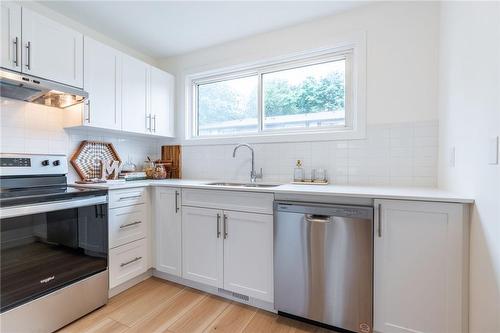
xmin=182 ymin=189 xmax=274 ymax=214
xmin=109 ymin=187 xmax=147 ymax=208
xmin=109 ymin=238 xmax=148 ymax=288
xmin=109 ymin=204 xmax=148 ymax=248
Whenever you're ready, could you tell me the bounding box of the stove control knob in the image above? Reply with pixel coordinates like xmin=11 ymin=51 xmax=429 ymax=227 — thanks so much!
xmin=41 ymin=160 xmax=50 ymax=166
xmin=53 ymin=160 xmax=60 ymax=166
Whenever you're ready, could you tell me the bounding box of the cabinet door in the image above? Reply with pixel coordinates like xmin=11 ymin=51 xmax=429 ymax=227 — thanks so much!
xmin=223 ymin=211 xmax=273 ymax=302
xmin=182 ymin=206 xmax=223 ymax=288
xmin=83 ymin=37 xmax=121 ymax=130
xmin=374 ymin=200 xmax=467 ymax=333
xmin=150 ymin=67 xmax=174 ymax=137
xmin=121 ymin=54 xmax=148 ymax=134
xmin=155 ymin=188 xmax=181 ymax=276
xmin=21 ymin=7 xmax=83 ymax=87
xmin=1 ymin=2 xmax=21 ymax=71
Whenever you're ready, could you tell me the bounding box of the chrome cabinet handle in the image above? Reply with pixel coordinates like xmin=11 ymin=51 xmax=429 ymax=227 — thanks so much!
xmin=84 ymin=100 xmax=91 ymax=123
xmin=305 ymin=214 xmax=331 ymax=223
xmin=119 ymin=221 xmax=142 ymax=229
xmin=118 ymin=194 xmax=142 ymax=201
xmin=120 ymin=256 xmax=142 ymax=267
xmin=223 ymin=214 xmax=228 ymax=239
xmin=377 ymin=203 xmax=382 ymax=238
xmin=25 ymin=41 xmax=31 ymax=70
xmin=13 ymin=37 xmax=19 ymax=67
xmin=216 ymin=213 xmax=221 ymax=238
xmin=175 ymin=190 xmax=179 ymax=213
xmin=146 ymin=114 xmax=152 ymax=131
xmin=152 ymin=115 xmax=157 ymax=132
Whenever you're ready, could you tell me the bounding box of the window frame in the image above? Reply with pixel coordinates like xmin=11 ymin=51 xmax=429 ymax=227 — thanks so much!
xmin=185 ymin=33 xmax=366 ymax=144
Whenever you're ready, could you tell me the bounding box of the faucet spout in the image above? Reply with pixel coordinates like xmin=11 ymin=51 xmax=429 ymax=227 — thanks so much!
xmin=232 ymin=144 xmax=262 ymax=183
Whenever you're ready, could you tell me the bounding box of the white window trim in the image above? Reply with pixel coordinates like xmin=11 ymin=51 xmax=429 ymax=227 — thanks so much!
xmin=184 ymin=32 xmax=366 ymax=145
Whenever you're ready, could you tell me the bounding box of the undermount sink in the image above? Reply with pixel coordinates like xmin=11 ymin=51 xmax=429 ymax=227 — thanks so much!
xmin=206 ymin=182 xmax=280 ymax=188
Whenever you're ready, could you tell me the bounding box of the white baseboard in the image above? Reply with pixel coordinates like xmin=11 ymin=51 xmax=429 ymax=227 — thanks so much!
xmin=153 ymin=269 xmax=276 ymax=313
xmin=108 ymin=269 xmax=153 ymax=298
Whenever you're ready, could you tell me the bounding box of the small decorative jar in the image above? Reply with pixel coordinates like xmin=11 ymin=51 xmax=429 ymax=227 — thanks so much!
xmin=152 ymin=163 xmax=168 ymax=179
xmin=144 ymin=160 xmax=155 ymax=179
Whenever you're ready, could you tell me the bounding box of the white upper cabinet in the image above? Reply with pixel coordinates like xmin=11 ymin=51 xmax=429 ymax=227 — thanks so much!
xmin=121 ymin=54 xmax=149 ymax=134
xmin=4 ymin=5 xmax=175 ymax=137
xmin=1 ymin=2 xmax=21 ymax=71
xmin=223 ymin=210 xmax=273 ymax=302
xmin=149 ymin=66 xmax=174 ymax=137
xmin=154 ymin=187 xmax=182 ymax=277
xmin=21 ymin=7 xmax=83 ymax=88
xmin=83 ymin=37 xmax=121 ymax=130
xmin=374 ymin=199 xmax=468 ymax=333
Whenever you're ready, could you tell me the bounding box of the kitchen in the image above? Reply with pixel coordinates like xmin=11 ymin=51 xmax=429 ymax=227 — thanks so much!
xmin=0 ymin=1 xmax=498 ymax=333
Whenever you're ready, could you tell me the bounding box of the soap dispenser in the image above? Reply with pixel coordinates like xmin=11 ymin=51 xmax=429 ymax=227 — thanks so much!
xmin=293 ymin=160 xmax=304 ymax=182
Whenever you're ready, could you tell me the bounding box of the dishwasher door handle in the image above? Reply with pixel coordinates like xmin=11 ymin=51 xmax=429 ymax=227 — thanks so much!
xmin=305 ymin=214 xmax=331 ymax=223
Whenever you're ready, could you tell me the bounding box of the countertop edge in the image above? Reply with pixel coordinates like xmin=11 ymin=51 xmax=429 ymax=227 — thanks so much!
xmin=71 ymin=180 xmax=475 ymax=204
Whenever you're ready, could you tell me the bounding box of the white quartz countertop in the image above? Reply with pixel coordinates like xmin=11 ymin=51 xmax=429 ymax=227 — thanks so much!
xmin=71 ymin=179 xmax=474 ymax=204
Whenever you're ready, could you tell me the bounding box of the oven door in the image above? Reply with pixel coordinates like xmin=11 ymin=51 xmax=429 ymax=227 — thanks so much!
xmin=0 ymin=195 xmax=108 ymax=313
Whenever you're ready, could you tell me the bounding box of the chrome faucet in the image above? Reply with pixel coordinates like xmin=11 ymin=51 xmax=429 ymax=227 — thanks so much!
xmin=232 ymin=143 xmax=263 ymax=183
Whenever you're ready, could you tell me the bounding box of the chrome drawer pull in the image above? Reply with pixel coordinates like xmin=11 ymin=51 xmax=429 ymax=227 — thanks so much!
xmin=120 ymin=256 xmax=142 ymax=267
xmin=118 ymin=194 xmax=142 ymax=201
xmin=119 ymin=221 xmax=142 ymax=229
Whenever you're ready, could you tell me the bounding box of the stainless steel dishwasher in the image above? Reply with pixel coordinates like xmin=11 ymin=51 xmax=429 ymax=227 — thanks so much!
xmin=274 ymin=201 xmax=373 ymax=333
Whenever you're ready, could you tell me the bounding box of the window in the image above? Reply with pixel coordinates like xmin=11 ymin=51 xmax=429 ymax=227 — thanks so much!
xmin=262 ymin=59 xmax=346 ymax=131
xmin=197 ymin=75 xmax=258 ymax=136
xmin=187 ymin=36 xmax=366 ymax=143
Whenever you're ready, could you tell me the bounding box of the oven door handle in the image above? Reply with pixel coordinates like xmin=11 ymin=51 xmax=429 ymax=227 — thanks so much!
xmin=0 ymin=196 xmax=108 ymax=219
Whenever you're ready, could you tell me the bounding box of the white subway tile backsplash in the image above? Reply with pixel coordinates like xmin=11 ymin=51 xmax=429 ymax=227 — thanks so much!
xmin=1 ymin=99 xmax=163 ymax=183
xmin=182 ymin=121 xmax=439 ymax=187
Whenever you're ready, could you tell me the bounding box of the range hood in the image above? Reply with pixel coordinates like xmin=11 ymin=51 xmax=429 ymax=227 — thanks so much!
xmin=0 ymin=69 xmax=88 ymax=108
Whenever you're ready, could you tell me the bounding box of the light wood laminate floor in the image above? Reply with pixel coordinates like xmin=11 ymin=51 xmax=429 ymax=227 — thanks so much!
xmin=58 ymin=277 xmax=337 ymax=333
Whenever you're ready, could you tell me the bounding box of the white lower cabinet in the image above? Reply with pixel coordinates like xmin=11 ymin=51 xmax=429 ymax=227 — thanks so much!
xmin=180 ymin=189 xmax=274 ymax=302
xmin=374 ymin=199 xmax=468 ymax=333
xmin=108 ymin=187 xmax=150 ymax=289
xmin=182 ymin=206 xmax=223 ymax=287
xmin=154 ymin=187 xmax=182 ymax=276
xmin=223 ymin=210 xmax=273 ymax=302
xmin=109 ymin=238 xmax=148 ymax=289
xmin=109 ymin=204 xmax=147 ymax=248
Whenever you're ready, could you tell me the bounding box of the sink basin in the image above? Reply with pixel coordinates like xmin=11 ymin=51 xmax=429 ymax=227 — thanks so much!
xmin=206 ymin=182 xmax=279 ymax=188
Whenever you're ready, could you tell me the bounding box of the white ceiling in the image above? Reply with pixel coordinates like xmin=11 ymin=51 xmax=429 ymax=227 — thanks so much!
xmin=40 ymin=1 xmax=368 ymax=59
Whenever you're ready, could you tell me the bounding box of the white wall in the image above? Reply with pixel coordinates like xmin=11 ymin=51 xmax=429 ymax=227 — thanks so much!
xmin=438 ymin=2 xmax=500 ymax=333
xmin=159 ymin=1 xmax=440 ymax=185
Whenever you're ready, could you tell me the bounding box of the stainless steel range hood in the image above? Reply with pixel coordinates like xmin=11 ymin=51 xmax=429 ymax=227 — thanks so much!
xmin=0 ymin=69 xmax=88 ymax=108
